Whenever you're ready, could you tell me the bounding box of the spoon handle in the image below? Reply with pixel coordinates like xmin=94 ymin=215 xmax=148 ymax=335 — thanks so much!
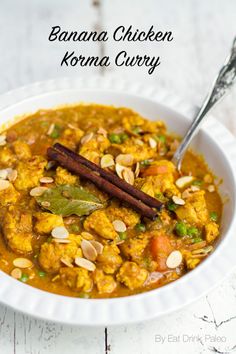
xmin=172 ymin=37 xmax=236 ymax=171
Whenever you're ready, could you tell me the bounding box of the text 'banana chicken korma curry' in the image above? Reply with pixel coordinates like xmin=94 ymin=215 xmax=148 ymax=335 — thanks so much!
xmin=0 ymin=104 xmax=222 ymax=298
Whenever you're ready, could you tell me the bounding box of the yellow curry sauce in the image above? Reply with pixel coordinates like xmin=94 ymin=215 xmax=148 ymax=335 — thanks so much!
xmin=0 ymin=104 xmax=222 ymax=298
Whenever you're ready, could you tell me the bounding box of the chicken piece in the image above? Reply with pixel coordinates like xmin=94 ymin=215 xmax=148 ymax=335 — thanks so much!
xmin=83 ymin=210 xmax=118 ymax=240
xmin=175 ymin=191 xmax=208 ymax=226
xmin=120 ymin=236 xmax=149 ymax=262
xmin=0 ymin=146 xmax=16 ymax=166
xmin=14 ymin=155 xmax=47 ymax=190
xmin=97 ymin=245 xmax=122 ymax=274
xmin=122 ymin=115 xmax=165 ymax=134
xmin=93 ymin=269 xmax=117 ymax=294
xmin=107 ymin=205 xmax=140 ymax=228
xmin=55 ymin=166 xmax=77 ymax=185
xmin=116 ymin=261 xmax=148 ymax=290
xmin=0 ymin=183 xmax=20 ymax=206
xmin=137 ymin=170 xmax=179 ymax=198
xmin=38 ymin=240 xmax=82 ymax=273
xmin=79 ymin=134 xmax=110 ymax=155
xmin=57 ymin=128 xmax=84 ymax=150
xmin=34 ymin=212 xmax=64 ymax=234
xmin=12 ymin=140 xmax=31 ymax=160
xmin=110 ymin=139 xmax=156 ymax=163
xmin=182 ymin=251 xmax=201 ymax=270
xmin=60 ymin=267 xmax=93 ymax=292
xmin=205 ymin=222 xmax=219 ymax=243
xmin=2 ymin=206 xmax=33 ymax=253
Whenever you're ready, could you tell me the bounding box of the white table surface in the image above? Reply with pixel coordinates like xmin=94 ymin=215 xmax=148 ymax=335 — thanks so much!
xmin=0 ymin=0 xmax=236 ymax=353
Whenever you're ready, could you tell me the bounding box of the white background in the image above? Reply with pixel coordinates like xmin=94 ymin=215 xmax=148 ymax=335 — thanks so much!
xmin=0 ymin=0 xmax=236 ymax=353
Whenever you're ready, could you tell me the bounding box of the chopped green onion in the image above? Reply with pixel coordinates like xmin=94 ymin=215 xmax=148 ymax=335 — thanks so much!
xmin=175 ymin=221 xmax=187 ymax=237
xmin=192 ymin=237 xmax=203 ymax=243
xmin=118 ymin=231 xmax=127 ymax=240
xmin=70 ymin=224 xmax=80 ymax=233
xmin=20 ymin=273 xmax=29 ymax=283
xmin=167 ymin=200 xmax=178 ymax=212
xmin=192 ymin=180 xmax=203 ymax=186
xmin=38 ymin=271 xmax=46 ymax=278
xmin=154 ymin=135 xmax=166 ymax=144
xmin=78 ymin=292 xmax=90 ymax=299
xmin=50 ymin=124 xmax=61 ymax=139
xmin=135 ymin=223 xmax=146 ymax=232
xmin=140 ymin=159 xmax=151 ymax=167
xmin=132 ymin=126 xmax=142 ymax=135
xmin=210 ymin=211 xmax=218 ymax=222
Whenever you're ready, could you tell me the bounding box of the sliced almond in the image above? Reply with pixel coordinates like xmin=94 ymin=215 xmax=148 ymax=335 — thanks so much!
xmin=30 ymin=186 xmax=48 ymax=197
xmin=0 ymin=169 xmax=8 ymax=180
xmin=51 ymin=226 xmax=69 ymax=239
xmin=75 ymin=257 xmax=96 ymax=271
xmin=175 ymin=176 xmax=194 ymax=188
xmin=182 ymin=189 xmax=191 ymax=199
xmin=116 ymin=154 xmax=134 ymax=166
xmin=11 ymin=268 xmax=22 ymax=279
xmin=97 ymin=127 xmax=107 ymax=137
xmin=0 ymin=135 xmax=6 ymax=146
xmin=190 ymin=185 xmax=200 ymax=192
xmin=122 ymin=168 xmax=134 ymax=185
xmin=134 ymin=162 xmax=140 ymax=178
xmin=80 ymin=132 xmax=94 ymax=145
xmin=112 ymin=220 xmax=127 ymax=233
xmin=115 ymin=163 xmax=125 ymax=179
xmin=192 ymin=245 xmax=213 ymax=256
xmin=41 ymin=201 xmax=51 ymax=207
xmin=60 ymin=257 xmax=73 ymax=267
xmin=81 ymin=231 xmax=94 ymax=240
xmin=0 ymin=179 xmax=10 ymax=191
xmin=172 ymin=195 xmax=185 ymax=205
xmin=100 ymin=154 xmax=115 ymax=168
xmin=89 ymin=240 xmax=104 ymax=255
xmin=208 ymin=185 xmax=215 ymax=192
xmin=53 ymin=238 xmax=71 ymax=244
xmin=40 ymin=176 xmax=54 ymax=184
xmin=7 ymin=169 xmax=17 ymax=182
xmin=13 ymin=258 xmax=33 ymax=269
xmin=81 ymin=240 xmax=97 ymax=261
xmin=47 ymin=123 xmax=55 ymax=136
xmin=149 ymin=137 xmax=157 ymax=149
xmin=166 ymin=251 xmax=183 ymax=269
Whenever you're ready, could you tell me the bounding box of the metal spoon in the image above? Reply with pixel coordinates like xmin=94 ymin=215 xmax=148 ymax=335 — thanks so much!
xmin=172 ymin=37 xmax=236 ymax=171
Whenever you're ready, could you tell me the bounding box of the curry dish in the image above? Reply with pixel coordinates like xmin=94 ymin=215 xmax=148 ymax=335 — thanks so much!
xmin=0 ymin=104 xmax=222 ymax=298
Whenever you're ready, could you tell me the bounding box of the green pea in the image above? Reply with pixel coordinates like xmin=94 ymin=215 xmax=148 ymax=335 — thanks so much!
xmin=120 ymin=133 xmax=129 ymax=142
xmin=108 ymin=133 xmax=121 ymax=144
xmin=175 ymin=221 xmax=187 ymax=236
xmin=210 ymin=211 xmax=218 ymax=222
xmin=119 ymin=231 xmax=127 ymax=240
xmin=47 ymin=236 xmax=52 ymax=243
xmin=20 ymin=274 xmax=29 ymax=283
xmin=135 ymin=223 xmax=146 ymax=232
xmin=167 ymin=201 xmax=178 ymax=212
xmin=50 ymin=124 xmax=61 ymax=139
xmin=38 ymin=271 xmax=46 ymax=278
xmin=187 ymin=226 xmax=200 ymax=237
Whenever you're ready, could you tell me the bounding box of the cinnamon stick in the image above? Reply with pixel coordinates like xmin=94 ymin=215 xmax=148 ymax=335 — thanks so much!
xmin=53 ymin=143 xmax=162 ymax=210
xmin=48 ymin=146 xmax=158 ymax=220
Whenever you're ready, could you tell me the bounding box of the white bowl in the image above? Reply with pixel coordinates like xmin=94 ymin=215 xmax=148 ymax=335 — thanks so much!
xmin=0 ymin=77 xmax=236 ymax=326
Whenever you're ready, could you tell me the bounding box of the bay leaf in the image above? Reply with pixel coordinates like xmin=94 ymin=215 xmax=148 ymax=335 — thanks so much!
xmin=36 ymin=184 xmax=104 ymax=217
